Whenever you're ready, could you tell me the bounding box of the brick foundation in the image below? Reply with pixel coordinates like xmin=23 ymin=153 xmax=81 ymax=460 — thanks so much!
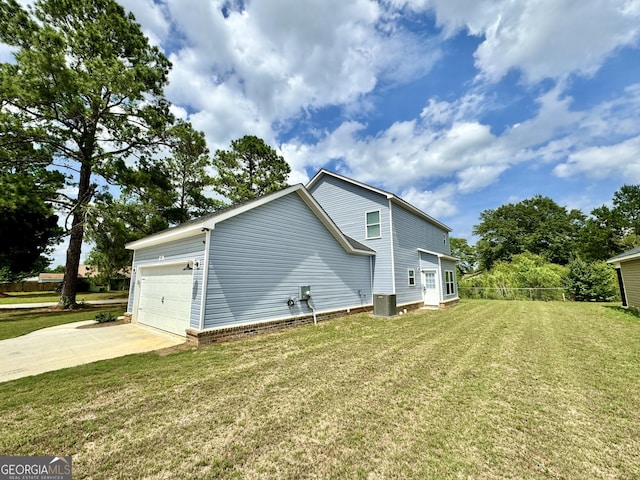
xmin=440 ymin=298 xmax=460 ymax=308
xmin=184 ymin=298 xmax=460 ymax=346
xmin=186 ymin=306 xmax=372 ymax=346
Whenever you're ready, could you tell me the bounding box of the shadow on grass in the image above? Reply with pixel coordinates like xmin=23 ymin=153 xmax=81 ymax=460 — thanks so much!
xmin=605 ymin=305 xmax=640 ymax=320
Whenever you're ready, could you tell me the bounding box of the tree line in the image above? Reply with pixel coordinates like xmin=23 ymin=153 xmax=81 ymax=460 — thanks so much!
xmin=451 ymin=186 xmax=640 ymax=301
xmin=0 ymin=0 xmax=290 ymax=306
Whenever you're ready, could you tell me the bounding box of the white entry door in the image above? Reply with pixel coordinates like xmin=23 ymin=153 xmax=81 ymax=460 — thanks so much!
xmin=136 ymin=264 xmax=193 ymax=335
xmin=422 ymin=270 xmax=440 ymax=307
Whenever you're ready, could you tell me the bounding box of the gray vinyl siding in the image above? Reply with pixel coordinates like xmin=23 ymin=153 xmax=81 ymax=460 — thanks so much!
xmin=202 ymin=193 xmax=372 ymax=329
xmin=621 ymin=260 xmax=640 ymax=309
xmin=419 ymin=251 xmax=439 ymax=270
xmin=309 ymin=175 xmax=393 ymax=293
xmin=128 ymin=233 xmax=206 ymax=330
xmin=393 ymin=203 xmax=454 ymax=305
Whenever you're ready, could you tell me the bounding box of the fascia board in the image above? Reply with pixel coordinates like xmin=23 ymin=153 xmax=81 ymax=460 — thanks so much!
xmin=418 ymin=248 xmax=460 ymax=263
xmin=126 ymin=223 xmax=207 ymax=250
xmin=608 ymin=254 xmax=640 ymax=264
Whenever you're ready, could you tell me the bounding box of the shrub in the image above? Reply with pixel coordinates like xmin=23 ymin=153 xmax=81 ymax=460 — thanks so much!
xmin=95 ymin=311 xmax=117 ymax=324
xmin=565 ymin=259 xmax=619 ymax=302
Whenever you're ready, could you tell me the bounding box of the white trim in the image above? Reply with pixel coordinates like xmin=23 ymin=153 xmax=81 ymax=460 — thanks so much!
xmin=198 ymin=229 xmax=211 ymax=331
xmin=408 ymin=268 xmax=416 ymax=286
xmin=126 ymin=223 xmax=209 ymax=250
xmin=365 ymin=209 xmax=382 ymax=239
xmin=607 ymin=252 xmax=640 ymax=264
xmin=445 ymin=270 xmax=456 ymax=296
xmin=417 ymin=248 xmax=459 ymax=263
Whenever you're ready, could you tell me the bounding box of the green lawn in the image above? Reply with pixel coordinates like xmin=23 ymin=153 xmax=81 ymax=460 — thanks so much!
xmin=0 ymin=290 xmax=128 ymax=305
xmin=1 ymin=300 xmax=639 ymax=479
xmin=0 ymin=306 xmax=126 ymax=340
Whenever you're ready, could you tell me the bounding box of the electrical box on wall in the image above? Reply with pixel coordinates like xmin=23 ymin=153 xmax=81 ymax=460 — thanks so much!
xmin=299 ymin=286 xmax=311 ymax=300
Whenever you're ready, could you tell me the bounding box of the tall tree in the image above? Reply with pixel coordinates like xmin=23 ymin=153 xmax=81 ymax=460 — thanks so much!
xmin=449 ymin=237 xmax=476 ymax=276
xmin=0 ymin=114 xmax=64 ymax=280
xmin=576 ymin=205 xmax=626 ymax=261
xmin=473 ymin=195 xmax=584 ymax=270
xmin=0 ymin=0 xmax=174 ymax=307
xmin=0 ymin=163 xmax=64 ymax=281
xmin=212 ymin=135 xmax=291 ymax=204
xmin=162 ymin=121 xmax=219 ymax=224
xmin=612 ymin=184 xmax=640 ymax=245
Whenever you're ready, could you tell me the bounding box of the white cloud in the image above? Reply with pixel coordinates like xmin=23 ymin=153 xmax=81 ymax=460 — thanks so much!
xmin=119 ymin=0 xmax=170 ymax=47
xmin=554 ymin=136 xmax=640 ymax=182
xmin=397 ymin=0 xmax=640 ymax=83
xmin=122 ymin=0 xmax=442 ymax=152
xmin=400 ymin=183 xmax=459 ymax=218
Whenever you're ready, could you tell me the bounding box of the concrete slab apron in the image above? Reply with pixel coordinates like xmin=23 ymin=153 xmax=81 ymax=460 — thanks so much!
xmin=0 ymin=321 xmax=184 ymax=383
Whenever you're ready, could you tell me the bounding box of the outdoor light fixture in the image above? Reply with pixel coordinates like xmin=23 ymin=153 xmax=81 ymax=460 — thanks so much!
xmin=183 ymin=261 xmax=193 ymax=271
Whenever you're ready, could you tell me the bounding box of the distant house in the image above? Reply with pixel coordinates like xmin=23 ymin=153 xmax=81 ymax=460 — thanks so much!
xmin=607 ymin=247 xmax=640 ymax=310
xmin=125 ymin=171 xmax=458 ymax=343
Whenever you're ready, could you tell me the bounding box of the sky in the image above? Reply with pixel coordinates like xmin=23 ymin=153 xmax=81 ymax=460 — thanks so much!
xmin=4 ymin=0 xmax=640 ymax=267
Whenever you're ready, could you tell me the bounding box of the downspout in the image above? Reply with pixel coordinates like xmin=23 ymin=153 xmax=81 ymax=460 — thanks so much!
xmin=437 ymin=255 xmax=443 ymax=303
xmin=370 ymin=255 xmax=374 ymax=297
xmin=198 ymin=228 xmax=211 ymax=331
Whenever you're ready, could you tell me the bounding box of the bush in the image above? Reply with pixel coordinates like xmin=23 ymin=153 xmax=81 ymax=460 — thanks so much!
xmin=565 ymin=259 xmax=619 ymax=302
xmin=459 ymin=253 xmax=569 ymax=300
xmin=95 ymin=311 xmax=117 ymax=323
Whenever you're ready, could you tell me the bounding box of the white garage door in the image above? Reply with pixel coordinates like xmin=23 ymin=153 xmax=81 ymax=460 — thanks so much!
xmin=136 ymin=264 xmax=193 ymax=335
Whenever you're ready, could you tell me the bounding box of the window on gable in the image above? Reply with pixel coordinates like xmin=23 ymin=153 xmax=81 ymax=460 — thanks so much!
xmin=366 ymin=210 xmax=381 ymax=239
xmin=408 ymin=269 xmax=416 ymax=286
xmin=445 ymin=270 xmax=455 ymax=295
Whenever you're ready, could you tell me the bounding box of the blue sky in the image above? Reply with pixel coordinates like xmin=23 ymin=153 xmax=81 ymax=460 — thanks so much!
xmin=4 ymin=0 xmax=640 ymax=266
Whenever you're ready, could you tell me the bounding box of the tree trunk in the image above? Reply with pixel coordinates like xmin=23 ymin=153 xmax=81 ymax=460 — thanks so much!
xmin=60 ymin=159 xmax=92 ymax=308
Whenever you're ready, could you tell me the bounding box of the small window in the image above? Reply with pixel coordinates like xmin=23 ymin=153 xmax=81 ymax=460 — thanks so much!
xmin=443 ymin=233 xmax=447 ymax=245
xmin=445 ymin=270 xmax=455 ymax=295
xmin=408 ymin=269 xmax=416 ymax=286
xmin=366 ymin=210 xmax=381 ymax=239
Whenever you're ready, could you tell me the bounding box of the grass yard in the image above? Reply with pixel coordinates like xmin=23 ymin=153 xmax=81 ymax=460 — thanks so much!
xmin=0 ymin=300 xmax=639 ymax=479
xmin=0 ymin=290 xmax=128 ymax=305
xmin=0 ymin=306 xmax=127 ymax=340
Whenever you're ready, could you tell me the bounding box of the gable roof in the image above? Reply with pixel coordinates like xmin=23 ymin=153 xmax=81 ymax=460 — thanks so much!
xmin=307 ymin=169 xmax=452 ymax=232
xmin=125 ymin=184 xmax=375 ymax=256
xmin=607 ymin=246 xmax=640 ymax=264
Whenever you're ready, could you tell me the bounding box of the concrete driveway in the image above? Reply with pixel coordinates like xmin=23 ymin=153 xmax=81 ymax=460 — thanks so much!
xmin=0 ymin=321 xmax=185 ymax=383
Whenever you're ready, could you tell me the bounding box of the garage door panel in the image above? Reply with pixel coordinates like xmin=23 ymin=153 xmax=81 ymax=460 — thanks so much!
xmin=137 ymin=266 xmax=193 ymax=335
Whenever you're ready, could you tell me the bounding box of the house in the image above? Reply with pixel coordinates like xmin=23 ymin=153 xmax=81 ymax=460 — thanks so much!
xmin=125 ymin=171 xmax=458 ymax=344
xmin=607 ymin=246 xmax=640 ymax=310
xmin=308 ymin=170 xmax=459 ymax=309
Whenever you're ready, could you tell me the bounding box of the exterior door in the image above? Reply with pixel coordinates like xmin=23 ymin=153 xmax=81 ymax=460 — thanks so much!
xmin=422 ymin=270 xmax=440 ymax=306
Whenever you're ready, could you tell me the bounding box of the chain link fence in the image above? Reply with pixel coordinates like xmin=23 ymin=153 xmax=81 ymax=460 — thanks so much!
xmin=459 ymin=287 xmax=569 ymax=301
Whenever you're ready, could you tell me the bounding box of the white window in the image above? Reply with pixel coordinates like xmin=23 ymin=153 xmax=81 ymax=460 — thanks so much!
xmin=445 ymin=270 xmax=455 ymax=295
xmin=366 ymin=210 xmax=381 ymax=239
xmin=408 ymin=269 xmax=416 ymax=286
xmin=443 ymin=233 xmax=447 ymax=245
